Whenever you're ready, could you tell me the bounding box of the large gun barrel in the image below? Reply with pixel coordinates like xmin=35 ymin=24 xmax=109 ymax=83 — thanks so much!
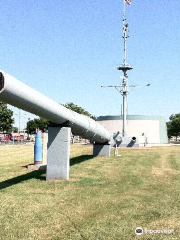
xmin=0 ymin=70 xmax=111 ymax=144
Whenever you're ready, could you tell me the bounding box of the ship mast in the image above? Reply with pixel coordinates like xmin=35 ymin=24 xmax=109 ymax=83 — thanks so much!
xmin=117 ymin=0 xmax=133 ymax=137
xmin=101 ymin=0 xmax=133 ymax=137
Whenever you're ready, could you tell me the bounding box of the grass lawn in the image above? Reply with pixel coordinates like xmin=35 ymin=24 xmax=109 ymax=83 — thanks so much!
xmin=0 ymin=144 xmax=180 ymax=240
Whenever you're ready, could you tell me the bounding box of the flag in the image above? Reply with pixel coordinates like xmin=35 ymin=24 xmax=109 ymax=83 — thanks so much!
xmin=125 ymin=0 xmax=131 ymax=5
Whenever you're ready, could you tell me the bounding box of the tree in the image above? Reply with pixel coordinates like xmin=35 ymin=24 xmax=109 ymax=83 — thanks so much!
xmin=169 ymin=114 xmax=180 ymax=121
xmin=0 ymin=102 xmax=14 ymax=132
xmin=27 ymin=118 xmax=49 ymax=134
xmin=63 ymin=102 xmax=96 ymax=120
xmin=12 ymin=127 xmax=18 ymax=133
xmin=167 ymin=113 xmax=180 ymax=140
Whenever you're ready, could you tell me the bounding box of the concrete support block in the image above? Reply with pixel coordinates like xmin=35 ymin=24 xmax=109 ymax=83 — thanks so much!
xmin=46 ymin=126 xmax=71 ymax=181
xmin=93 ymin=144 xmax=110 ymax=157
xmin=27 ymin=164 xmax=46 ymax=171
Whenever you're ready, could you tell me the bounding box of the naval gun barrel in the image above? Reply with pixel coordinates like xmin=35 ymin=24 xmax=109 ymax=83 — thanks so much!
xmin=0 ymin=70 xmax=111 ymax=144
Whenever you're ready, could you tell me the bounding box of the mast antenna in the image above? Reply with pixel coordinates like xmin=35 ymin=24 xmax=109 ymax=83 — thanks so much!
xmin=101 ymin=0 xmax=150 ymax=139
xmin=117 ymin=0 xmax=133 ymax=137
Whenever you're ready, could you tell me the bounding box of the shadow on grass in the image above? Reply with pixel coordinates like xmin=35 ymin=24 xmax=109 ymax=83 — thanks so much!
xmin=0 ymin=170 xmax=46 ymax=191
xmin=70 ymin=154 xmax=93 ymax=166
xmin=0 ymin=155 xmax=94 ymax=190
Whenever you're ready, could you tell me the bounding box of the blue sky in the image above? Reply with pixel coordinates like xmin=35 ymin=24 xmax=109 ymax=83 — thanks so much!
xmin=0 ymin=0 xmax=179 ymax=128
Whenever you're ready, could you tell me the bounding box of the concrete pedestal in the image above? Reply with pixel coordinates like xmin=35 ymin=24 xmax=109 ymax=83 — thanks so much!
xmin=46 ymin=126 xmax=71 ymax=181
xmin=93 ymin=143 xmax=110 ymax=157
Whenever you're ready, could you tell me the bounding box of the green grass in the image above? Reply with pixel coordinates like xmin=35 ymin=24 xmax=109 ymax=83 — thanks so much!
xmin=0 ymin=144 xmax=180 ymax=240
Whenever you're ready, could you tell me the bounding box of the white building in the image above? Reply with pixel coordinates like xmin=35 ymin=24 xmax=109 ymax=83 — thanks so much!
xmin=97 ymin=115 xmax=168 ymax=145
